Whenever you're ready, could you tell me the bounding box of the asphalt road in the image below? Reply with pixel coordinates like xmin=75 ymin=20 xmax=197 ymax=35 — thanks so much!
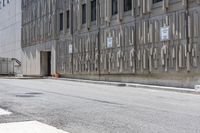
xmin=0 ymin=79 xmax=200 ymax=133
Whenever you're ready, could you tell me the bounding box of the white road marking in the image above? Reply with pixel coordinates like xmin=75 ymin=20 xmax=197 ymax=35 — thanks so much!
xmin=0 ymin=121 xmax=70 ymax=133
xmin=0 ymin=108 xmax=11 ymax=116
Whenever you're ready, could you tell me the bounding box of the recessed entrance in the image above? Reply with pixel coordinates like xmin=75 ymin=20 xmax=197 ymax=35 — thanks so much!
xmin=41 ymin=51 xmax=51 ymax=76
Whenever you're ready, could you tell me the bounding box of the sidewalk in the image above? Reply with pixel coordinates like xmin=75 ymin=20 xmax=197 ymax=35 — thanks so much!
xmin=56 ymin=78 xmax=200 ymax=95
xmin=1 ymin=76 xmax=199 ymax=95
xmin=0 ymin=76 xmax=43 ymax=80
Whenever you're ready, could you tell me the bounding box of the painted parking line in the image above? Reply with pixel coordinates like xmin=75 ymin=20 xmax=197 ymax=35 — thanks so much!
xmin=0 ymin=121 xmax=70 ymax=133
xmin=0 ymin=108 xmax=11 ymax=116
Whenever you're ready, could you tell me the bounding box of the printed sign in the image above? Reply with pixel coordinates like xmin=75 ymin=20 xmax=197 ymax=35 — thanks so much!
xmin=68 ymin=44 xmax=73 ymax=54
xmin=107 ymin=37 xmax=113 ymax=48
xmin=160 ymin=26 xmax=170 ymax=41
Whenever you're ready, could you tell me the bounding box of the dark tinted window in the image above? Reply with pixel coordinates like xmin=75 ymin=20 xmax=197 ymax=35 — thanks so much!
xmin=66 ymin=10 xmax=70 ymax=29
xmin=153 ymin=0 xmax=163 ymax=3
xmin=124 ymin=0 xmax=132 ymax=12
xmin=82 ymin=4 xmax=86 ymax=24
xmin=91 ymin=0 xmax=96 ymax=21
xmin=59 ymin=13 xmax=63 ymax=31
xmin=112 ymin=0 xmax=118 ymax=15
xmin=3 ymin=0 xmax=5 ymax=6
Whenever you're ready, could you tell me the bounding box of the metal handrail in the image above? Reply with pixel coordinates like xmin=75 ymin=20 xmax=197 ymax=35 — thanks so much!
xmin=11 ymin=58 xmax=21 ymax=66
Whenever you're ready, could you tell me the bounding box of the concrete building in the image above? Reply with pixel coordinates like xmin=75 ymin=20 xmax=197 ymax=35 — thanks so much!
xmin=21 ymin=0 xmax=200 ymax=87
xmin=0 ymin=0 xmax=22 ymax=74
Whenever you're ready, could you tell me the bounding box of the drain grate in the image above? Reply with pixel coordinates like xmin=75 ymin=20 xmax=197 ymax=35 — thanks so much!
xmin=117 ymin=83 xmax=127 ymax=87
xmin=15 ymin=92 xmax=43 ymax=98
xmin=16 ymin=94 xmax=35 ymax=98
xmin=25 ymin=92 xmax=43 ymax=95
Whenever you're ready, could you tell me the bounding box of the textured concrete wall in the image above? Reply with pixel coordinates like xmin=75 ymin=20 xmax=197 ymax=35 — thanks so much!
xmin=21 ymin=0 xmax=200 ymax=87
xmin=0 ymin=0 xmax=22 ymax=74
xmin=21 ymin=0 xmax=57 ymax=76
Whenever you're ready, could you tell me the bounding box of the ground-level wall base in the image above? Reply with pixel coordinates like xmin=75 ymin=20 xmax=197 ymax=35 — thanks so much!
xmin=61 ymin=73 xmax=200 ymax=88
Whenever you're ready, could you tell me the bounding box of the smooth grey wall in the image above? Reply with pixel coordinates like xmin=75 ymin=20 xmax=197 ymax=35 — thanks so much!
xmin=0 ymin=0 xmax=22 ymax=60
xmin=0 ymin=0 xmax=22 ymax=74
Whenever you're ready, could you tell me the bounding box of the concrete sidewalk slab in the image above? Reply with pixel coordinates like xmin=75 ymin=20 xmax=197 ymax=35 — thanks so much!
xmin=0 ymin=121 xmax=69 ymax=133
xmin=0 ymin=108 xmax=12 ymax=116
xmin=127 ymin=83 xmax=197 ymax=94
xmin=2 ymin=76 xmax=198 ymax=95
xmin=56 ymin=78 xmax=199 ymax=95
xmin=0 ymin=76 xmax=44 ymax=80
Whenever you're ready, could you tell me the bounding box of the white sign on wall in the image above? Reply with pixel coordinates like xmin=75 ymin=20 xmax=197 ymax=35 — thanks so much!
xmin=68 ymin=44 xmax=73 ymax=54
xmin=107 ymin=37 xmax=113 ymax=48
xmin=160 ymin=26 xmax=170 ymax=41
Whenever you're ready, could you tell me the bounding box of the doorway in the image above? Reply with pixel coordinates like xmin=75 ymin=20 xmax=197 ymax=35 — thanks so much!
xmin=41 ymin=51 xmax=51 ymax=76
xmin=47 ymin=52 xmax=51 ymax=76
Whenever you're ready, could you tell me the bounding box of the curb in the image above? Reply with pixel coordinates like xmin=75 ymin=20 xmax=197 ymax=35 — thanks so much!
xmin=2 ymin=76 xmax=198 ymax=95
xmin=0 ymin=76 xmax=44 ymax=80
xmin=127 ymin=84 xmax=198 ymax=94
xmin=58 ymin=78 xmax=126 ymax=87
xmin=56 ymin=78 xmax=199 ymax=95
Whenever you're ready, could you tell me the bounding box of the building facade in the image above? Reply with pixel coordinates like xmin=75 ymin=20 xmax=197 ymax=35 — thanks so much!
xmin=0 ymin=0 xmax=22 ymax=74
xmin=21 ymin=0 xmax=200 ymax=87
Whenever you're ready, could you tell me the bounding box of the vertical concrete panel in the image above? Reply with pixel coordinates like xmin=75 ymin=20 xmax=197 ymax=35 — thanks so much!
xmin=52 ymin=43 xmax=57 ymax=75
xmin=36 ymin=48 xmax=41 ymax=75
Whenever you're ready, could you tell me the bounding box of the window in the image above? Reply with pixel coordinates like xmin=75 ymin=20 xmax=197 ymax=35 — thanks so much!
xmin=59 ymin=13 xmax=63 ymax=31
xmin=124 ymin=0 xmax=132 ymax=12
xmin=82 ymin=4 xmax=86 ymax=24
xmin=91 ymin=0 xmax=96 ymax=21
xmin=112 ymin=0 xmax=118 ymax=15
xmin=3 ymin=0 xmax=5 ymax=6
xmin=153 ymin=0 xmax=163 ymax=3
xmin=66 ymin=10 xmax=70 ymax=29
